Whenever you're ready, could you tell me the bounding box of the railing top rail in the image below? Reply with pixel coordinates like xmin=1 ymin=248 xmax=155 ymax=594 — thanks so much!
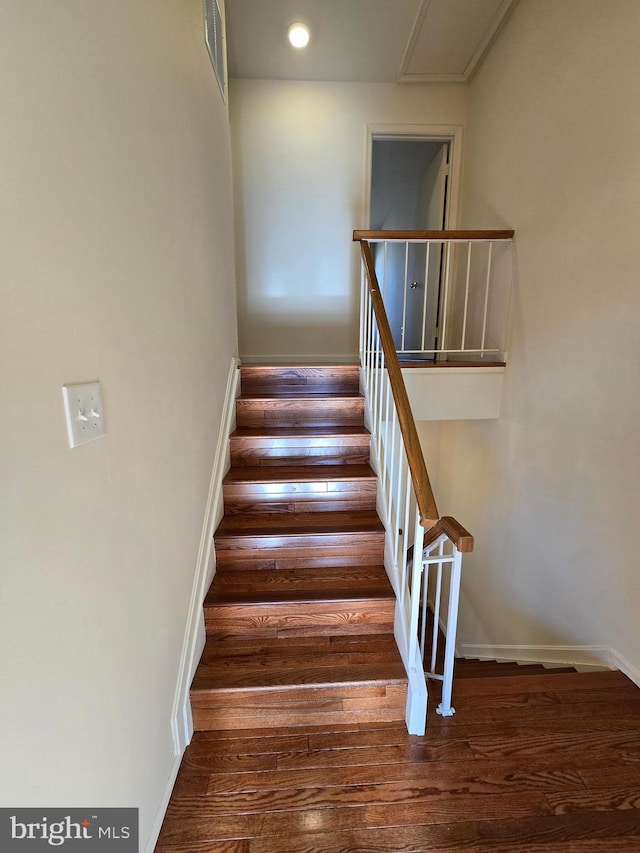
xmin=357 ymin=238 xmax=474 ymax=553
xmin=359 ymin=239 xmax=439 ymax=528
xmin=424 ymin=516 xmax=474 ymax=553
xmin=353 ymin=229 xmax=514 ymax=243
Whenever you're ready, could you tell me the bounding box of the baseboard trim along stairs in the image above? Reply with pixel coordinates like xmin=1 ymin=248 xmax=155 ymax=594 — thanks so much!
xmin=189 ymin=364 xmax=409 ymax=732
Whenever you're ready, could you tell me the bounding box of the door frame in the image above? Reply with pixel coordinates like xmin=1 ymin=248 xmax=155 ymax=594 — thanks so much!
xmin=362 ymin=124 xmax=463 ymax=230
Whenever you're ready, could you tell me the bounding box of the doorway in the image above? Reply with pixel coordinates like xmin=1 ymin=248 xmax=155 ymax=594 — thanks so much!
xmin=368 ymin=135 xmax=452 ymax=358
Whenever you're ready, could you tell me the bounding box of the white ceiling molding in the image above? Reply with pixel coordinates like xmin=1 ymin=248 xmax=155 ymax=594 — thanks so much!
xmin=397 ymin=0 xmax=517 ymax=84
xmin=461 ymin=0 xmax=518 ymax=81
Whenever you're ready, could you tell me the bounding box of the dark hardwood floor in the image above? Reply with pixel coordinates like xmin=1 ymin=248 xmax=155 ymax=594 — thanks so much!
xmin=158 ymin=667 xmax=640 ymax=852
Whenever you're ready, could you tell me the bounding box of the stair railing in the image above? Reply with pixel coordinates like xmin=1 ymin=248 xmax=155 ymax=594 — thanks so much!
xmin=355 ymin=232 xmax=478 ymax=735
xmin=354 ymin=230 xmax=514 ymax=361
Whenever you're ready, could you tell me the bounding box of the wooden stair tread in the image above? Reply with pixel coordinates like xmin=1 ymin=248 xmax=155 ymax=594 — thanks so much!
xmin=191 ymin=634 xmax=406 ymax=693
xmin=209 ymin=566 xmax=392 ymax=601
xmin=215 ymin=510 xmax=384 ymax=538
xmin=235 ymin=395 xmax=365 ymax=429
xmin=197 ymin=650 xmax=403 ymax=684
xmin=223 ymin=463 xmax=376 ymax=484
xmin=207 ymin=560 xmax=393 ymax=606
xmin=240 ymin=363 xmax=359 ymax=370
xmin=229 ymin=426 xmax=372 ymax=468
xmin=191 ymin=666 xmax=406 ymax=693
xmin=240 ymin=364 xmax=359 ymax=379
xmin=231 ymin=426 xmax=370 ymax=440
xmin=213 ymin=564 xmax=388 ymax=584
xmin=199 ymin=633 xmax=402 ymax=659
xmin=206 ymin=586 xmax=393 ymax=606
xmin=237 ymin=392 xmax=364 ymax=401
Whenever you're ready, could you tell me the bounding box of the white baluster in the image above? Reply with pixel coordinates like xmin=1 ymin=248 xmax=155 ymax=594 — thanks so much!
xmin=480 ymin=241 xmax=493 ymax=358
xmin=401 ymin=452 xmax=411 ymax=596
xmin=371 ymin=323 xmax=380 ymax=436
xmin=382 ymin=241 xmax=388 ymax=298
xmin=437 ymin=547 xmax=462 ymax=717
xmin=401 ymin=241 xmax=409 ymax=351
xmin=430 ymin=553 xmax=443 ymax=675
xmin=359 ymin=270 xmax=365 ymax=358
xmin=363 ymin=288 xmax=370 ymax=383
xmin=421 ymin=242 xmax=430 ymax=352
xmin=366 ymin=292 xmax=374 ymax=391
xmin=382 ymin=369 xmax=392 ymax=493
xmin=420 ymin=555 xmax=429 ymax=660
xmin=396 ymin=452 xmax=407 ymax=602
xmin=409 ymin=513 xmax=425 ymax=659
xmin=376 ymin=350 xmax=386 ymax=462
xmin=461 ymin=242 xmax=472 ymax=351
xmin=386 ymin=403 xmax=397 ymax=511
xmin=439 ymin=242 xmax=452 ymax=354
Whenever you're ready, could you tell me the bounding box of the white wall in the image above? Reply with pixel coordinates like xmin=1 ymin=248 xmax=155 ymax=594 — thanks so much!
xmin=0 ymin=1 xmax=237 ymax=846
xmin=230 ymin=80 xmax=467 ymax=360
xmin=435 ymin=0 xmax=640 ymax=672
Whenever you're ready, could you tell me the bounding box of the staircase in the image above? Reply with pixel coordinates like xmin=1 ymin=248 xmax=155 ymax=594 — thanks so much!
xmin=190 ymin=364 xmax=408 ymax=731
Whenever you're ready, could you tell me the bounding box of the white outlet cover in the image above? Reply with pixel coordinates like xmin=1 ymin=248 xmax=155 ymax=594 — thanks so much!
xmin=62 ymin=382 xmax=106 ymax=448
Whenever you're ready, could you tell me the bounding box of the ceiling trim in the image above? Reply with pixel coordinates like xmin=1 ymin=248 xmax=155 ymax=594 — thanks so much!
xmin=398 ymin=73 xmax=468 ymax=84
xmin=462 ymin=0 xmax=518 ymax=81
xmin=397 ymin=0 xmax=518 ymax=84
xmin=397 ymin=0 xmax=433 ymax=83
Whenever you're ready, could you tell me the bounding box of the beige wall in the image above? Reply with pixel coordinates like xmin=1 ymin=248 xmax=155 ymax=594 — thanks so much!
xmin=0 ymin=1 xmax=237 ymax=846
xmin=230 ymin=80 xmax=468 ymax=360
xmin=435 ymin=0 xmax=640 ymax=670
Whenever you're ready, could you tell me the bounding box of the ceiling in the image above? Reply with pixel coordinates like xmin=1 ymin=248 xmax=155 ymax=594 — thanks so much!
xmin=225 ymin=0 xmax=517 ymax=84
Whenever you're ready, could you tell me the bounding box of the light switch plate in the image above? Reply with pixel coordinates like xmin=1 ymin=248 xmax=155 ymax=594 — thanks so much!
xmin=62 ymin=382 xmax=106 ymax=448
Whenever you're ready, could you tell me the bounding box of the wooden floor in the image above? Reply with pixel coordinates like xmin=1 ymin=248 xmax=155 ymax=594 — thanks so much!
xmin=157 ymin=667 xmax=640 ymax=852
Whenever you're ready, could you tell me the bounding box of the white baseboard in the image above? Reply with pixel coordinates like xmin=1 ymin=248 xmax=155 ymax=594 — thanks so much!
xmin=609 ymin=648 xmax=640 ymax=686
xmin=144 ymin=753 xmax=182 ymax=853
xmin=240 ymin=353 xmax=358 ymax=365
xmin=459 ymin=643 xmax=614 ymax=672
xmin=146 ymin=357 xmax=240 ymax=852
xmin=159 ymin=355 xmax=239 ymax=740
xmin=169 ymin=356 xmax=240 ymax=756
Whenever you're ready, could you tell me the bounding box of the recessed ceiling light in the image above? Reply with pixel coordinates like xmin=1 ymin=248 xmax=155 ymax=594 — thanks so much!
xmin=287 ymin=22 xmax=310 ymax=49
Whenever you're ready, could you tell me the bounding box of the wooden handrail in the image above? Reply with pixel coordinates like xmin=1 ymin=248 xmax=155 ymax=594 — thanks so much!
xmin=424 ymin=516 xmax=474 ymax=553
xmin=359 ymin=240 xmax=438 ymax=528
xmin=353 ymin=229 xmax=514 ymax=242
xmin=357 ymin=239 xmax=474 ymax=553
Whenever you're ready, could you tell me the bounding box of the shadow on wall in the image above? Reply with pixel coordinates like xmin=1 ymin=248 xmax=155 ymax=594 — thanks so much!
xmin=235 ymin=226 xmax=363 ymax=360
